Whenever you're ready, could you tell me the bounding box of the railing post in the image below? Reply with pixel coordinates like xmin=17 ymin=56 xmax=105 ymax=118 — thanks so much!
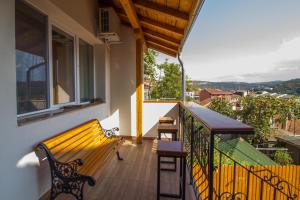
xmin=190 ymin=117 xmax=194 ymax=184
xmin=182 ymin=107 xmax=185 ymax=143
xmin=179 ymin=104 xmax=182 ymax=142
xmin=208 ymin=132 xmax=215 ymax=200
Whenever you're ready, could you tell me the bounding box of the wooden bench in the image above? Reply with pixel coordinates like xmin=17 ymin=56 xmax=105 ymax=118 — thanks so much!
xmin=36 ymin=119 xmax=123 ymax=200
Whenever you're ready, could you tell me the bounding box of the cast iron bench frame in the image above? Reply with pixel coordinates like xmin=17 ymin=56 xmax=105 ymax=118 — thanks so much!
xmin=36 ymin=119 xmax=123 ymax=200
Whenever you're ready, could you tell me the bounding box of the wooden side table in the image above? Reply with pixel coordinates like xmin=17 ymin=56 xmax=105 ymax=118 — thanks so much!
xmin=159 ymin=116 xmax=175 ymax=124
xmin=157 ymin=141 xmax=187 ymax=200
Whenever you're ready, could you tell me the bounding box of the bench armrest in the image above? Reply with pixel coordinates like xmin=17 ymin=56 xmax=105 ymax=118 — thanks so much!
xmin=103 ymin=127 xmax=119 ymax=138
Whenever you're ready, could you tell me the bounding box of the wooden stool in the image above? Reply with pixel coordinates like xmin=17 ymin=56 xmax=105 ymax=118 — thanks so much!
xmin=157 ymin=124 xmax=178 ymax=171
xmin=157 ymin=124 xmax=178 ymax=141
xmin=159 ymin=116 xmax=175 ymax=124
xmin=157 ymin=141 xmax=187 ymax=200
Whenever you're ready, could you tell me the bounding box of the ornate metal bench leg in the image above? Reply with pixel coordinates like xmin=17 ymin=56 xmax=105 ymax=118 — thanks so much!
xmin=50 ymin=177 xmax=86 ymax=200
xmin=116 ymin=151 xmax=123 ymax=160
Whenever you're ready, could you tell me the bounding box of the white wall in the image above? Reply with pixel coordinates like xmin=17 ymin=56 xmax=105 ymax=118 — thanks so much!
xmin=49 ymin=0 xmax=97 ymax=35
xmin=0 ymin=0 xmax=112 ymax=199
xmin=143 ymin=102 xmax=179 ymax=138
xmin=110 ymin=25 xmax=137 ymax=136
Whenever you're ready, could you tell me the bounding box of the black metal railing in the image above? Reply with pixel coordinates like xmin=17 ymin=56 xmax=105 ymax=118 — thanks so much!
xmin=179 ymin=102 xmax=299 ymax=200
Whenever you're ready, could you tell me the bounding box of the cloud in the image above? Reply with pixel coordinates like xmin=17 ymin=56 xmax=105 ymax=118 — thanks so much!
xmin=216 ymin=65 xmax=300 ymax=83
xmin=184 ymin=35 xmax=300 ymax=82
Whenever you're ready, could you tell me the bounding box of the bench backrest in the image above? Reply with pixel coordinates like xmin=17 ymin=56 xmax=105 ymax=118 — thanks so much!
xmin=40 ymin=119 xmax=105 ymax=163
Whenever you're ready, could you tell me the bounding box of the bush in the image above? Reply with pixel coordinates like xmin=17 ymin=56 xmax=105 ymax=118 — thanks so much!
xmin=274 ymin=150 xmax=293 ymax=165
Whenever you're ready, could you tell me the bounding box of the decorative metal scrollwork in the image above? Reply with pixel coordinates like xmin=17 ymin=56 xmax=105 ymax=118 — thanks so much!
xmin=103 ymin=127 xmax=119 ymax=138
xmin=37 ymin=144 xmax=95 ymax=200
xmin=249 ymin=166 xmax=298 ymax=199
xmin=219 ymin=191 xmax=247 ymax=200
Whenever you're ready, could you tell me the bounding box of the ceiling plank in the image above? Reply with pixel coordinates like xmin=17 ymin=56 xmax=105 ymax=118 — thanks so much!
xmin=119 ymin=12 xmax=184 ymax=36
xmin=145 ymin=35 xmax=179 ymax=52
xmin=147 ymin=42 xmax=177 ymax=57
xmin=143 ymin=28 xmax=181 ymax=45
xmin=144 ymin=33 xmax=180 ymax=47
xmin=140 ymin=16 xmax=184 ymax=36
xmin=133 ymin=0 xmax=189 ymax=23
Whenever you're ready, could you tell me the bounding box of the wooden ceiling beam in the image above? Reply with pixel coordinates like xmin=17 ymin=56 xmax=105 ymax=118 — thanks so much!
xmin=119 ymin=0 xmax=147 ymax=49
xmin=140 ymin=16 xmax=184 ymax=36
xmin=143 ymin=28 xmax=181 ymax=45
xmin=145 ymin=35 xmax=179 ymax=52
xmin=120 ymin=0 xmax=140 ymax=29
xmin=133 ymin=0 xmax=189 ymax=22
xmin=147 ymin=42 xmax=177 ymax=57
xmin=118 ymin=11 xmax=184 ymax=36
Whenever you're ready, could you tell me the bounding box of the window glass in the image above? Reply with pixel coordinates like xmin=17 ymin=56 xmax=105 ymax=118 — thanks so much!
xmin=79 ymin=39 xmax=94 ymax=102
xmin=16 ymin=1 xmax=49 ymax=115
xmin=52 ymin=27 xmax=75 ymax=104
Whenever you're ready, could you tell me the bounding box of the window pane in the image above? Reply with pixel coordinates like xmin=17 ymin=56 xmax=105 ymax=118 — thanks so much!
xmin=16 ymin=1 xmax=49 ymax=115
xmin=52 ymin=27 xmax=75 ymax=104
xmin=79 ymin=39 xmax=94 ymax=102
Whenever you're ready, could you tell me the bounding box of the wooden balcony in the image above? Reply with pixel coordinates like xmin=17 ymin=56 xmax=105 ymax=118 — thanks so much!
xmin=40 ymin=139 xmax=195 ymax=200
xmin=38 ymin=101 xmax=300 ymax=200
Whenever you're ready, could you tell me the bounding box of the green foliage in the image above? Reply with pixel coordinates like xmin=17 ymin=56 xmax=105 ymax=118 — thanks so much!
xmin=240 ymin=96 xmax=277 ymax=144
xmin=274 ymin=150 xmax=293 ymax=165
xmin=209 ymin=95 xmax=300 ymax=145
xmin=144 ymin=51 xmax=188 ymax=100
xmin=144 ymin=49 xmax=158 ymax=79
xmin=208 ymin=98 xmax=235 ymax=118
xmin=156 ymin=61 xmax=182 ymax=99
xmin=144 ymin=50 xmax=158 ymax=98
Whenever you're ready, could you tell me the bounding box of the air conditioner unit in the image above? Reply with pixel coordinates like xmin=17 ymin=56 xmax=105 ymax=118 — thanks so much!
xmin=98 ymin=7 xmax=121 ymax=43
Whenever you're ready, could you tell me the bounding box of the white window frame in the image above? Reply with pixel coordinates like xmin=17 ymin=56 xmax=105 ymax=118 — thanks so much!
xmin=17 ymin=4 xmax=96 ymax=118
xmin=16 ymin=2 xmax=56 ymax=118
xmin=77 ymin=37 xmax=96 ymax=104
xmin=49 ymin=22 xmax=78 ymax=108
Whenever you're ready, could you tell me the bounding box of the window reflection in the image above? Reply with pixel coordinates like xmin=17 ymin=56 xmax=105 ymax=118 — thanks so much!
xmin=16 ymin=1 xmax=48 ymax=114
xmin=52 ymin=27 xmax=75 ymax=104
xmin=79 ymin=39 xmax=94 ymax=103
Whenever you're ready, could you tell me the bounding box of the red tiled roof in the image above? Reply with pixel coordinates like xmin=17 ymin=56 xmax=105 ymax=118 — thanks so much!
xmin=205 ymin=89 xmax=233 ymax=95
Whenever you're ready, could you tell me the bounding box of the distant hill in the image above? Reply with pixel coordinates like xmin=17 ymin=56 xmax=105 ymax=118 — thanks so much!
xmin=192 ymin=79 xmax=300 ymax=96
xmin=271 ymin=79 xmax=300 ymax=95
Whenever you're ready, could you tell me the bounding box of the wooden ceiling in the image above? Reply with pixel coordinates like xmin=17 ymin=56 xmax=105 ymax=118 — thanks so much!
xmin=101 ymin=0 xmax=204 ymax=57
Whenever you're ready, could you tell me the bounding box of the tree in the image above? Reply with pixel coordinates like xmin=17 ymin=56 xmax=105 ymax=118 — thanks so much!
xmin=144 ymin=50 xmax=195 ymax=100
xmin=209 ymin=95 xmax=299 ymax=144
xmin=240 ymin=96 xmax=278 ymax=144
xmin=150 ymin=60 xmax=182 ymax=99
xmin=208 ymin=98 xmax=235 ymax=118
xmin=144 ymin=50 xmax=158 ymax=98
xmin=274 ymin=150 xmax=293 ymax=165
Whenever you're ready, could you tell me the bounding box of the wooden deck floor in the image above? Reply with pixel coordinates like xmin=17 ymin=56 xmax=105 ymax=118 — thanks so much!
xmin=41 ymin=139 xmax=195 ymax=200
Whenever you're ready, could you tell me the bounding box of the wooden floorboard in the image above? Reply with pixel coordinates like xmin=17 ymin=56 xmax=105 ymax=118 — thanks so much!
xmin=40 ymin=139 xmax=195 ymax=200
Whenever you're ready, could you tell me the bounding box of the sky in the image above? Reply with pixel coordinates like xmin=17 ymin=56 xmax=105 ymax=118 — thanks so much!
xmin=156 ymin=0 xmax=300 ymax=83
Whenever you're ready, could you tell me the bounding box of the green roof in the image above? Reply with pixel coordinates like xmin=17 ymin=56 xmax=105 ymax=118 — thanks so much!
xmin=276 ymin=135 xmax=300 ymax=148
xmin=218 ymin=138 xmax=278 ymax=166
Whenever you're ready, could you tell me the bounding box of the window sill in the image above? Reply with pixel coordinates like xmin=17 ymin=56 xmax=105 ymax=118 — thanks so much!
xmin=17 ymin=99 xmax=105 ymax=126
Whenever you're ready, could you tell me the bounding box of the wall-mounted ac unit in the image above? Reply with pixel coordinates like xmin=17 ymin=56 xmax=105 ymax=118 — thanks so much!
xmin=98 ymin=7 xmax=121 ymax=43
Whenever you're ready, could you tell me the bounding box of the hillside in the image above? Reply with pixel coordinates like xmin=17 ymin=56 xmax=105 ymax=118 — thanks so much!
xmin=192 ymin=79 xmax=300 ymax=96
xmin=271 ymin=79 xmax=300 ymax=95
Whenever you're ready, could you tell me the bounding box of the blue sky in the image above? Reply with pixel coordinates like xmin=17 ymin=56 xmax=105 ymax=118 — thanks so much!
xmin=156 ymin=0 xmax=300 ymax=82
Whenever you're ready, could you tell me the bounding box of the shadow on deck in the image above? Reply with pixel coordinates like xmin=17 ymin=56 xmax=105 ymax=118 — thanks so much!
xmin=40 ymin=139 xmax=195 ymax=200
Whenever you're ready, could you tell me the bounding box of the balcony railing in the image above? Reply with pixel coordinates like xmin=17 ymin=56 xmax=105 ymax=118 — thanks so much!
xmin=178 ymin=102 xmax=299 ymax=200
